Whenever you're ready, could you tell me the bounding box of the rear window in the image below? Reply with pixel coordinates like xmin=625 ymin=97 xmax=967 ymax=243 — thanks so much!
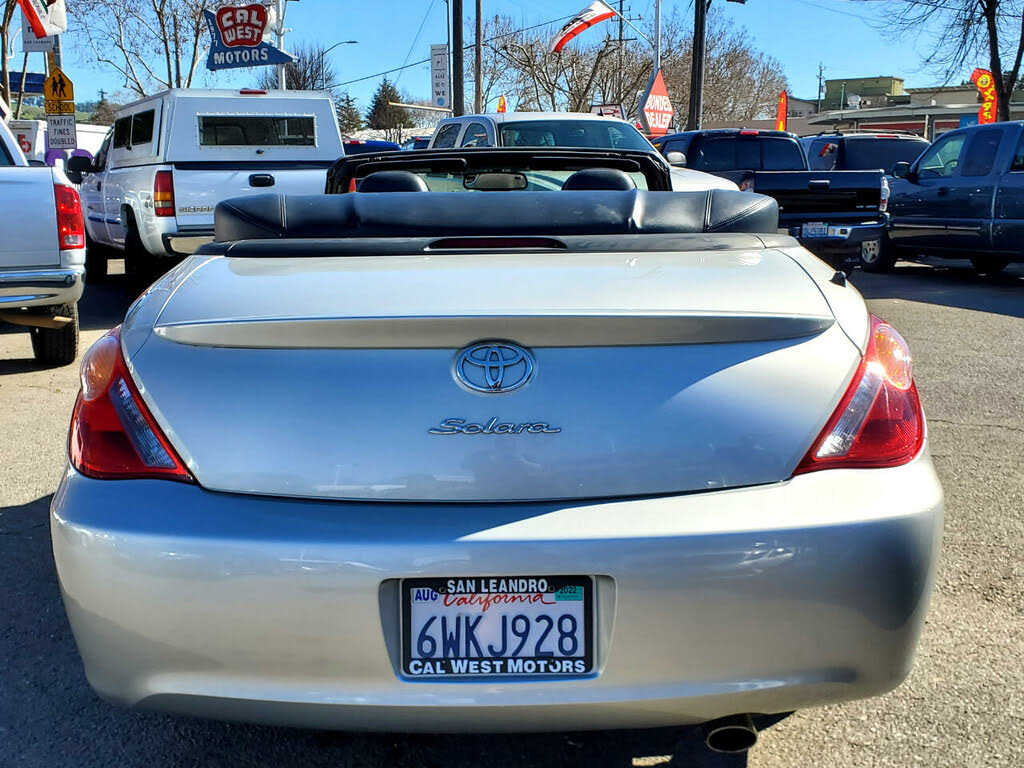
xmin=198 ymin=115 xmax=316 ymax=146
xmin=842 ymin=138 xmax=930 ymax=172
xmin=692 ymin=136 xmax=805 ymax=171
xmin=433 ymin=124 xmax=461 ymax=148
xmin=499 ymin=120 xmax=651 ymax=151
xmin=113 ymin=117 xmax=131 ymax=148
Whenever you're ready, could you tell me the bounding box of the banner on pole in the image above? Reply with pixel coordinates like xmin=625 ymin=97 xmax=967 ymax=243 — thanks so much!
xmin=204 ymin=6 xmax=294 ymax=71
xmin=17 ymin=0 xmax=66 ymax=39
xmin=430 ymin=44 xmax=450 ymax=108
xmin=971 ymin=68 xmax=998 ymax=124
xmin=638 ymin=69 xmax=673 ymax=137
xmin=776 ymin=90 xmax=788 ymax=131
xmin=549 ymin=1 xmax=616 ymax=53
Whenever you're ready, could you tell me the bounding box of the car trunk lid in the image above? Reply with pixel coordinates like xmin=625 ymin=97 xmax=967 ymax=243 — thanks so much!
xmin=125 ymin=247 xmax=861 ymax=502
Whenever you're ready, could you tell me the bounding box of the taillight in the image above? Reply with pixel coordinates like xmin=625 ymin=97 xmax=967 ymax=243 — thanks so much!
xmin=69 ymin=327 xmax=192 ymax=482
xmin=54 ymin=184 xmax=84 ymax=249
xmin=879 ymin=176 xmax=890 ymax=213
xmin=795 ymin=315 xmax=924 ymax=473
xmin=154 ymin=170 xmax=175 ymax=217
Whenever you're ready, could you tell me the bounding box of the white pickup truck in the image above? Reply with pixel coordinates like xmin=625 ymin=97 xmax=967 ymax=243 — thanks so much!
xmin=66 ymin=88 xmax=344 ymax=285
xmin=0 ymin=117 xmax=85 ymax=365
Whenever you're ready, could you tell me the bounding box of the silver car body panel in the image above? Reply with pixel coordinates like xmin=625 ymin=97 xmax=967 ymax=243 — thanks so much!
xmin=52 ymin=452 xmax=943 ymax=731
xmin=119 ymin=248 xmax=862 ymax=502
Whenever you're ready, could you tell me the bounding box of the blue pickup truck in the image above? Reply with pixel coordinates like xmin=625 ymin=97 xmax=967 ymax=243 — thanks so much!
xmin=873 ymin=121 xmax=1024 ymax=274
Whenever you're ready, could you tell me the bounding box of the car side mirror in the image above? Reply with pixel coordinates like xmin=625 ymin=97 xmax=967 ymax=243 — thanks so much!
xmin=665 ymin=151 xmax=687 ymax=167
xmin=67 ymin=155 xmax=95 ymax=175
xmin=891 ymin=161 xmax=912 ymax=179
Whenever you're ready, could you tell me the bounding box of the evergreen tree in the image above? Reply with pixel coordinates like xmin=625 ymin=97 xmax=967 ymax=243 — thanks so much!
xmin=91 ymin=92 xmax=118 ymax=125
xmin=365 ymin=79 xmax=414 ymax=141
xmin=336 ymin=93 xmax=363 ymax=135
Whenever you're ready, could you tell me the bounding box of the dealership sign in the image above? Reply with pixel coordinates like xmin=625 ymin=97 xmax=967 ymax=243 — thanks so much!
xmin=971 ymin=68 xmax=998 ymax=124
xmin=638 ymin=69 xmax=673 ymax=137
xmin=204 ymin=5 xmax=294 ymax=71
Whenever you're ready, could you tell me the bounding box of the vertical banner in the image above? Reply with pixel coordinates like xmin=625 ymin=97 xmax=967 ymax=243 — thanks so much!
xmin=496 ymin=95 xmax=507 ymax=113
xmin=776 ymin=90 xmax=788 ymax=131
xmin=971 ymin=68 xmax=998 ymax=124
xmin=430 ymin=44 xmax=450 ymax=109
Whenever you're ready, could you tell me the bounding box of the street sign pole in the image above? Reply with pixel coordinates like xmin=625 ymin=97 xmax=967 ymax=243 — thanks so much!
xmin=686 ymin=0 xmax=706 ymax=130
xmin=452 ymin=0 xmax=464 ymax=116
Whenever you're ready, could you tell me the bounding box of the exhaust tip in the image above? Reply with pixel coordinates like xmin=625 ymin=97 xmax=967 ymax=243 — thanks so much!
xmin=702 ymin=713 xmax=758 ymax=753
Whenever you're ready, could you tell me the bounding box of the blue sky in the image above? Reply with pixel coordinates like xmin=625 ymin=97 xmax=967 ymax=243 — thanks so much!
xmin=45 ymin=0 xmax=960 ymax=109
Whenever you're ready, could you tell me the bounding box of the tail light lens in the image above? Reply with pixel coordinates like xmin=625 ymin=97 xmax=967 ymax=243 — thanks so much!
xmin=70 ymin=327 xmax=192 ymax=482
xmin=879 ymin=176 xmax=890 ymax=213
xmin=54 ymin=184 xmax=85 ymax=249
xmin=154 ymin=170 xmax=175 ymax=217
xmin=795 ymin=315 xmax=924 ymax=473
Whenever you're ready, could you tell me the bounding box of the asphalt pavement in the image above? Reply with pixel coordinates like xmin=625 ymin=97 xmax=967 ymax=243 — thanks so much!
xmin=1 ymin=258 xmax=1022 ymax=767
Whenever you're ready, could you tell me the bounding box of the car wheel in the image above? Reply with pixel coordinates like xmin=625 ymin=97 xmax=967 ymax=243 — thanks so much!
xmin=29 ymin=303 xmax=79 ymax=366
xmin=123 ymin=211 xmax=157 ymax=293
xmin=970 ymin=256 xmax=1010 ymax=275
xmin=85 ymin=232 xmax=109 ymax=283
xmin=860 ymin=236 xmax=897 ymax=273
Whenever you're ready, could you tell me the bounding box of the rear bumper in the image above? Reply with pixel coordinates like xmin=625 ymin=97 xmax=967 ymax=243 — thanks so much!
xmin=161 ymin=231 xmax=214 ymax=257
xmin=51 ymin=452 xmax=943 ymax=732
xmin=0 ymin=266 xmax=84 ymax=309
xmin=782 ymin=216 xmax=888 ymax=252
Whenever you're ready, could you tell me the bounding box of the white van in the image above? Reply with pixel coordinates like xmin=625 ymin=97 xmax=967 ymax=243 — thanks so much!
xmin=67 ymin=88 xmax=343 ymax=282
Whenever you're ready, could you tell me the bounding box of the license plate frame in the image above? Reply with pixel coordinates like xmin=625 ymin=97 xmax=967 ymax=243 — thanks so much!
xmin=400 ymin=575 xmax=594 ymax=679
xmin=801 ymin=222 xmax=829 ymax=238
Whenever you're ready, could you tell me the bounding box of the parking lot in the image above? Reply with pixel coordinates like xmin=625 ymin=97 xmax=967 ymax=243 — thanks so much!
xmin=1 ymin=259 xmax=1021 ymax=768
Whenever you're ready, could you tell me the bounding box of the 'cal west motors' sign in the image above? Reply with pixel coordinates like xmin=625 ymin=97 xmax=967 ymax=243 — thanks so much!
xmin=204 ymin=4 xmax=294 ymax=70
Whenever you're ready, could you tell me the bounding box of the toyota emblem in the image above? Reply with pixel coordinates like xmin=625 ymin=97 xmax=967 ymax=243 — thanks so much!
xmin=454 ymin=342 xmax=534 ymax=393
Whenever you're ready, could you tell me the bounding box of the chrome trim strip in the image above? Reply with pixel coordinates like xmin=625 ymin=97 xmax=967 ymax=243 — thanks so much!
xmin=154 ymin=313 xmax=835 ymax=349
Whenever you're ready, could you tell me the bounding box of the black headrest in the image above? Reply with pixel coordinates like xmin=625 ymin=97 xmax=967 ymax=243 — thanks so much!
xmin=357 ymin=170 xmax=429 ymax=193
xmin=561 ymin=168 xmax=636 ymax=191
xmin=215 ymin=190 xmax=779 ymax=242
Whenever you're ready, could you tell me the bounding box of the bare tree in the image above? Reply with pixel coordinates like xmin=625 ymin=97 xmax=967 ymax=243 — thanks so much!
xmin=1 ymin=0 xmax=18 ymax=107
xmin=882 ymin=0 xmax=1024 ymax=121
xmin=70 ymin=0 xmax=208 ymax=96
xmin=256 ymin=42 xmax=341 ymax=92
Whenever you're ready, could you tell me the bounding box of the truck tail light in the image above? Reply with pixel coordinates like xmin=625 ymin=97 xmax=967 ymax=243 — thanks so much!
xmin=880 ymin=176 xmax=890 ymax=213
xmin=154 ymin=170 xmax=175 ymax=217
xmin=54 ymin=184 xmax=85 ymax=250
xmin=70 ymin=327 xmax=193 ymax=482
xmin=795 ymin=315 xmax=924 ymax=474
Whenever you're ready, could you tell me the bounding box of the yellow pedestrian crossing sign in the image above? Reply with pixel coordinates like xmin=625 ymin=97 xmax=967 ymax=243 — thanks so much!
xmin=45 ymin=67 xmax=74 ymax=100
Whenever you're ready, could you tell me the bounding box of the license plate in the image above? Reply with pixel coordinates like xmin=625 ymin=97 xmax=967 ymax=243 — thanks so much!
xmin=802 ymin=222 xmax=828 ymax=238
xmin=401 ymin=575 xmax=593 ymax=678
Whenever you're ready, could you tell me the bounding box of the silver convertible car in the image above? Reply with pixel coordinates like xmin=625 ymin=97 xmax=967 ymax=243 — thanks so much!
xmin=52 ymin=150 xmax=942 ymax=754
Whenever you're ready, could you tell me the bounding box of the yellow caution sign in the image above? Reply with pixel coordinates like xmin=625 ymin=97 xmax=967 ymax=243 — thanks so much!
xmin=45 ymin=67 xmax=74 ymax=101
xmin=45 ymin=99 xmax=75 ymax=115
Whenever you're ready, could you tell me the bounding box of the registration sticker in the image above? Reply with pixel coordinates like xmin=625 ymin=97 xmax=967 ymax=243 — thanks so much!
xmin=401 ymin=575 xmax=593 ymax=678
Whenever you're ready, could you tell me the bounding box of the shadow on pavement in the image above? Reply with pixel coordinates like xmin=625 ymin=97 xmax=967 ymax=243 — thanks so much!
xmin=79 ymin=261 xmax=136 ymax=332
xmin=850 ymin=260 xmax=1024 ymax=319
xmin=3 ymin=492 xmax=764 ymax=768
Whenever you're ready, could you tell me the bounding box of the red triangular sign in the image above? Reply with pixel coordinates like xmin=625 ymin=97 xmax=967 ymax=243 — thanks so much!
xmin=639 ymin=69 xmax=673 ymax=137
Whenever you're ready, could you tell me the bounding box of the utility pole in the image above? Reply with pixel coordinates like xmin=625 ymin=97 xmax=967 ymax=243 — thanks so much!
xmin=817 ymin=63 xmax=824 ymax=113
xmin=686 ymin=0 xmax=706 ymax=130
xmin=617 ymin=0 xmax=624 ymax=106
xmin=654 ymin=0 xmax=661 ymax=72
xmin=474 ymin=0 xmax=482 ymax=112
xmin=452 ymin=0 xmax=465 ymax=116
xmin=275 ymin=0 xmax=287 ymax=89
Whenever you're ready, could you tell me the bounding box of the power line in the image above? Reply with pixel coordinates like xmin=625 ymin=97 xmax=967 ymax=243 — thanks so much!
xmin=337 ymin=12 xmax=574 ymax=88
xmin=395 ymin=0 xmax=437 ymax=86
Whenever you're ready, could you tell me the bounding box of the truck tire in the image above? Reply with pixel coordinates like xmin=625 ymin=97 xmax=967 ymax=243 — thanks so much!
xmin=860 ymin=235 xmax=897 ymax=273
xmin=30 ymin=303 xmax=79 ymax=366
xmin=123 ymin=211 xmax=158 ymax=293
xmin=970 ymin=256 xmax=1010 ymax=275
xmin=85 ymin=232 xmax=109 ymax=282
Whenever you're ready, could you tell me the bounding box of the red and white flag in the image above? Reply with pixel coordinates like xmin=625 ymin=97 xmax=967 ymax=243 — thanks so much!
xmin=549 ymin=1 xmax=616 ymax=53
xmin=18 ymin=0 xmax=67 ymax=39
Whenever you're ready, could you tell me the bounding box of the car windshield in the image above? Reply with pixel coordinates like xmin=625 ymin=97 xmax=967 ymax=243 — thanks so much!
xmin=499 ymin=120 xmax=652 ymax=151
xmin=843 ymin=138 xmax=930 ymax=171
xmin=409 ymin=169 xmax=649 ymax=191
xmin=692 ymin=136 xmax=806 ymax=171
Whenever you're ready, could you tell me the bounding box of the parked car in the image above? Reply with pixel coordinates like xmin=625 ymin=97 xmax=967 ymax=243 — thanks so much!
xmin=65 ymin=88 xmax=344 ymax=286
xmin=54 ymin=147 xmax=941 ymax=752
xmin=343 ymin=138 xmax=402 ymax=155
xmin=0 ymin=115 xmax=84 ymax=365
xmin=871 ymin=121 xmax=1024 ymax=273
xmin=651 ymin=129 xmax=890 ymax=266
xmin=424 ymin=112 xmax=736 ymax=192
xmin=401 ymin=135 xmax=432 ymax=150
xmin=800 ymin=131 xmax=930 ymax=174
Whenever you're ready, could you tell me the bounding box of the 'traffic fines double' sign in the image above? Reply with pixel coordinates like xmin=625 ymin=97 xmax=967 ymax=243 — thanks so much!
xmin=44 ymin=66 xmax=77 ymax=150
xmin=638 ymin=69 xmax=673 ymax=137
